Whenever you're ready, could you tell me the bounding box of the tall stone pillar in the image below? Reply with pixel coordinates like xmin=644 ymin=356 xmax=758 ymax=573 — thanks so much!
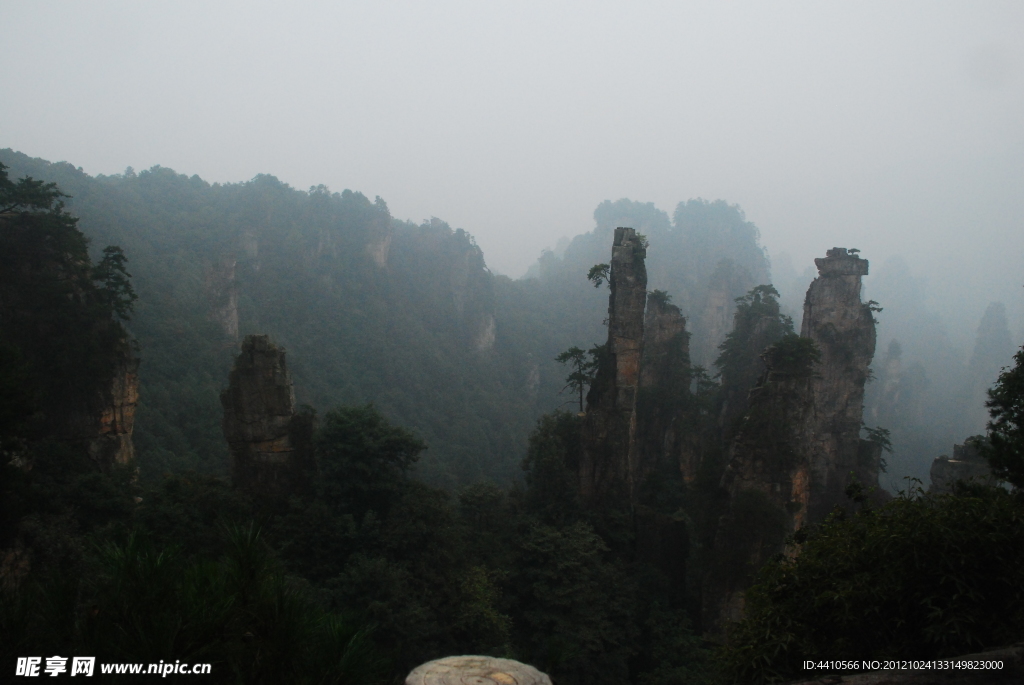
xmin=579 ymin=227 xmax=648 ymax=506
xmin=222 ymin=335 xmax=315 ymax=495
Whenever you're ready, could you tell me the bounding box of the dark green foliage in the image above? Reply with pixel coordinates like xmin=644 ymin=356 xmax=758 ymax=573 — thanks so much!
xmin=521 ymin=411 xmax=584 ymax=526
xmin=588 ymin=263 xmax=611 ymax=288
xmin=636 ymin=602 xmax=713 ymax=685
xmin=0 ymin=337 xmax=37 ymax=456
xmin=513 ymin=411 xmax=713 ymax=684
xmin=2 ymin=527 xmax=388 ymax=685
xmin=132 ymin=473 xmax=253 ymax=560
xmin=0 ymin=162 xmax=134 ymax=437
xmin=264 ymin=406 xmax=484 ymax=671
xmin=0 ymin=169 xmax=68 ymax=213
xmin=711 ymin=490 xmax=789 ymax=589
xmin=715 ymin=285 xmax=791 ymax=381
xmin=720 ymin=486 xmax=1024 ymax=683
xmin=0 ymin=151 xmax=734 ymax=682
xmin=762 ymin=333 xmax=820 ymax=378
xmin=92 ymin=245 xmax=137 ymax=321
xmin=555 ymin=347 xmax=600 ymax=412
xmin=861 ymin=425 xmax=893 ymax=472
xmin=647 ymin=289 xmax=671 ymax=306
xmin=315 ymin=405 xmax=426 ymax=519
xmin=714 ymin=285 xmax=793 ymax=438
xmin=508 ymin=519 xmax=637 ymax=685
xmin=985 ymin=345 xmax=1024 ymax=488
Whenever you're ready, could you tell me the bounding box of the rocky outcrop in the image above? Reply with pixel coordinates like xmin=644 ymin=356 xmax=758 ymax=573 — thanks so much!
xmin=634 ymin=294 xmax=691 ymax=490
xmin=631 ymin=294 xmax=693 ymax=577
xmin=48 ymin=339 xmax=141 ymax=472
xmin=929 ymin=440 xmax=995 ymax=493
xmin=85 ymin=344 xmax=139 ymax=469
xmin=719 ymin=247 xmax=878 ymax=534
xmin=709 ymin=339 xmax=818 ymax=628
xmin=801 ymin=247 xmax=879 ymax=520
xmin=366 ymin=225 xmax=393 ymax=268
xmin=707 ymin=248 xmax=880 ymax=633
xmin=222 ymin=335 xmax=315 ymax=495
xmin=579 ymin=227 xmax=648 ymax=506
xmin=717 ymin=285 xmax=792 ymax=443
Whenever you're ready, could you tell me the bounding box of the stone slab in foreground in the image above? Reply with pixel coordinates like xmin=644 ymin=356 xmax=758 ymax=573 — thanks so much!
xmin=406 ymin=655 xmax=552 ymax=685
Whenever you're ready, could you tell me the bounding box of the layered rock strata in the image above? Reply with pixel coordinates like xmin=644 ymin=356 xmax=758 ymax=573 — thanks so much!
xmin=222 ymin=334 xmax=315 ymax=495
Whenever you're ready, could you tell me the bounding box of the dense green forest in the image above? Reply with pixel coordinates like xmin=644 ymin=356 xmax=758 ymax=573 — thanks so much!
xmin=3 ymin=152 xmax=1024 ymax=684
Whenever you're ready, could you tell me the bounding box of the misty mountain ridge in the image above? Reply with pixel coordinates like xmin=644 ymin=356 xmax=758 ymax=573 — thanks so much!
xmin=1 ymin=148 xmax=1014 ymax=490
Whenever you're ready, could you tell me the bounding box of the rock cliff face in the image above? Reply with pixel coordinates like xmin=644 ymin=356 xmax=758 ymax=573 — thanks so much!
xmin=707 ymin=248 xmax=880 ymax=632
xmin=205 ymin=255 xmax=239 ymax=341
xmin=689 ymin=258 xmax=761 ymax=369
xmin=55 ymin=340 xmax=140 ymax=471
xmin=579 ymin=227 xmax=648 ymax=506
xmin=634 ymin=295 xmax=691 ymax=491
xmin=709 ymin=343 xmax=817 ymax=627
xmin=86 ymin=345 xmax=140 ymax=469
xmin=222 ymin=335 xmax=315 ymax=495
xmin=365 ymin=219 xmax=394 ymax=268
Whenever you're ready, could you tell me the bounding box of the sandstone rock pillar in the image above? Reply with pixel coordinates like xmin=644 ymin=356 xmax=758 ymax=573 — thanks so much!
xmin=579 ymin=227 xmax=648 ymax=506
xmin=706 ymin=248 xmax=880 ymax=634
xmin=801 ymin=247 xmax=878 ymax=521
xmin=222 ymin=334 xmax=315 ymax=495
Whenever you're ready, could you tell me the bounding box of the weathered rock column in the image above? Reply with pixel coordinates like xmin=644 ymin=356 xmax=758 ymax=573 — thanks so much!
xmin=801 ymin=247 xmax=878 ymax=521
xmin=222 ymin=335 xmax=315 ymax=495
xmin=706 ymin=248 xmax=880 ymax=634
xmin=634 ymin=294 xmax=690 ymax=488
xmin=579 ymin=227 xmax=648 ymax=506
xmin=633 ymin=294 xmax=691 ymax=577
xmin=708 ymin=340 xmax=818 ymax=630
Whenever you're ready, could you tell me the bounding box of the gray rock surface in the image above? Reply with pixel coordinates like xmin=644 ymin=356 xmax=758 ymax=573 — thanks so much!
xmin=221 ymin=334 xmax=314 ymax=495
xmin=580 ymin=227 xmax=648 ymax=506
xmin=406 ymin=655 xmax=552 ymax=685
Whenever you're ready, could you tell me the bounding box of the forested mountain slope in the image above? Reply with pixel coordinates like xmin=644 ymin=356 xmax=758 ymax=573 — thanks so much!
xmin=0 ymin=150 xmax=771 ymax=487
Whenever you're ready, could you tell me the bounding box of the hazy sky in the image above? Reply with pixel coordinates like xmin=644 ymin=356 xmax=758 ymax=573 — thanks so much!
xmin=3 ymin=1 xmax=1023 ymax=339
